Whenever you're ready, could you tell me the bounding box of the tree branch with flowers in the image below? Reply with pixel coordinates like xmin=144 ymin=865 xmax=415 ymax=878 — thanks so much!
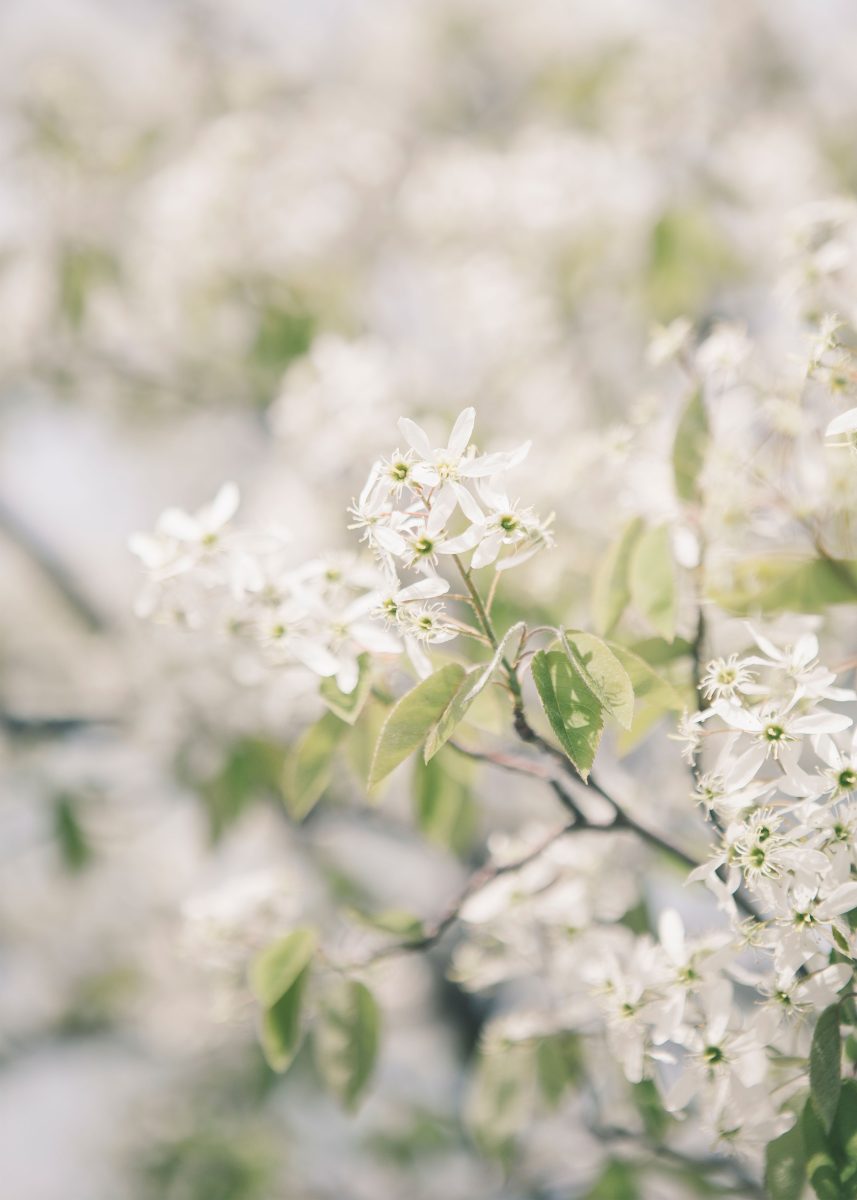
xmin=132 ymin=320 xmax=857 ymax=1197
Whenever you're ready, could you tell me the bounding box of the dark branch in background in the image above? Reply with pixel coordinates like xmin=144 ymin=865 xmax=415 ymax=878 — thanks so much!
xmin=590 ymin=1121 xmax=766 ymax=1198
xmin=0 ymin=495 xmax=109 ymax=632
xmin=362 ymin=817 xmax=577 ymax=964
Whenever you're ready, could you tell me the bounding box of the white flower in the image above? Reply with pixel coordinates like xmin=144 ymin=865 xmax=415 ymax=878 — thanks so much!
xmin=398 ymin=406 xmax=530 ymax=523
xmin=826 ymin=406 xmax=857 ymax=446
xmin=700 ymin=654 xmax=756 ymax=702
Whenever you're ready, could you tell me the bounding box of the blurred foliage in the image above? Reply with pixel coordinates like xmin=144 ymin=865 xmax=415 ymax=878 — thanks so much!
xmin=645 ymin=207 xmax=744 ymax=321
xmin=192 ymin=737 xmax=288 ymax=841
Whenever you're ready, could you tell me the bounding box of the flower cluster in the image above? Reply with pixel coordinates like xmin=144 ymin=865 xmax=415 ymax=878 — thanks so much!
xmin=130 ymin=483 xmax=400 ymax=694
xmin=350 ymin=406 xmax=553 ymax=670
xmin=583 ymin=623 xmax=857 ymax=1143
xmin=130 ymin=409 xmax=552 ymax=689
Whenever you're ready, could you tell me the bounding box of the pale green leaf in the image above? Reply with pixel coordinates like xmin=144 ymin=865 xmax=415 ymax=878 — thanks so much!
xmin=629 ymin=522 xmax=677 ymax=641
xmin=314 ymin=979 xmax=380 ymax=1110
xmin=249 ymin=928 xmax=316 ymax=1009
xmin=802 ymin=1099 xmax=839 ymax=1200
xmin=283 ymin=712 xmax=347 ymax=820
xmin=413 ymin=752 xmax=477 ymax=854
xmin=249 ymin=928 xmax=316 ymax=1073
xmin=561 ymin=628 xmax=634 ymax=730
xmin=591 ymin=517 xmax=645 ymax=636
xmin=531 ymin=649 xmax=604 ymax=780
xmin=584 ymin=1160 xmax=640 ymax=1200
xmin=320 ymin=654 xmax=372 ymax=725
xmin=811 ymin=1005 xmax=842 ymax=1132
xmin=349 ymin=908 xmax=425 ymax=941
xmin=764 ymin=1121 xmax=806 ymax=1200
xmin=368 ymin=664 xmax=466 ymax=788
xmin=673 ymin=387 xmax=708 ymax=502
xmin=712 ymin=556 xmax=857 ymax=617
xmin=424 ymin=623 xmax=525 ymax=761
xmin=606 ymin=642 xmax=689 ymax=755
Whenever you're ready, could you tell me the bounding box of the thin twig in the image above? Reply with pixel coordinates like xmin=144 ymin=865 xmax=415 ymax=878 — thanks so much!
xmin=0 ymin=496 xmax=108 ymax=632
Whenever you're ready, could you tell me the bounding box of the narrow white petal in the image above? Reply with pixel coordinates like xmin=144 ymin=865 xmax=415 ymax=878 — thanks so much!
xmin=826 ymin=407 xmax=857 ymax=436
xmin=398 ymin=416 xmax=433 ymax=459
xmin=447 ymin=407 xmax=476 ymax=457
xmin=471 ymin=528 xmax=504 ymax=569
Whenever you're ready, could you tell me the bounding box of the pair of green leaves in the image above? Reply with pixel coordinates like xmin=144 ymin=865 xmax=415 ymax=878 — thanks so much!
xmin=592 ymin=518 xmax=678 ymax=642
xmin=368 ymin=624 xmax=525 ymax=789
xmin=766 ymin=1006 xmax=854 ymax=1200
xmin=249 ymin=929 xmax=379 ymax=1109
xmin=530 ymin=630 xmax=635 ymax=780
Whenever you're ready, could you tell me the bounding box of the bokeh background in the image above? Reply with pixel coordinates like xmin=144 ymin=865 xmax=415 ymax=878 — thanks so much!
xmin=2 ymin=1 xmax=857 ymax=1196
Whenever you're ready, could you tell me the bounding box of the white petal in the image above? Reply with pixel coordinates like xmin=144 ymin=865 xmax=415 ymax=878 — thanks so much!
xmin=826 ymin=407 xmax=857 ymax=436
xmin=461 ymin=442 xmax=531 ymax=477
xmin=350 ymin=621 xmax=402 ymax=654
xmin=471 ymin=528 xmax=504 ymax=569
xmin=395 ymin=576 xmax=450 ymax=602
xmin=447 ymin=407 xmax=475 ymax=457
xmin=818 ymin=881 xmax=857 ymax=918
xmin=427 ymin=485 xmax=457 ymax=535
xmin=291 ymin=639 xmax=340 ymax=677
xmin=495 ymin=543 xmax=540 ymax=572
xmin=438 ymin=525 xmax=482 ymax=554
xmin=373 ymin=525 xmax=408 ymax=555
xmin=204 ymin=481 xmax=240 ymax=530
xmin=335 ymin=656 xmax=360 ymax=695
xmin=792 ymin=711 xmax=852 ymax=734
xmin=451 ymin=480 xmax=485 ymax=524
xmin=157 ymin=507 xmax=202 ymax=541
xmin=398 ymin=416 xmax=433 ymax=459
xmin=405 ymin=635 xmax=432 ymax=679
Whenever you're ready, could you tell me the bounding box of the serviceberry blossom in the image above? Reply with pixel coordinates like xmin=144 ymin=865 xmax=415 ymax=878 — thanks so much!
xmin=131 ymin=409 xmax=552 ymax=689
xmin=130 ymin=487 xmax=399 ymax=692
xmin=349 ymin=405 xmax=552 ymax=642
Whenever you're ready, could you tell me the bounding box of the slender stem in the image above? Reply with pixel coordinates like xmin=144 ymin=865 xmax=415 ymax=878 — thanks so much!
xmin=357 ymin=818 xmax=577 ymax=964
xmin=452 ymin=557 xmax=764 ymax=922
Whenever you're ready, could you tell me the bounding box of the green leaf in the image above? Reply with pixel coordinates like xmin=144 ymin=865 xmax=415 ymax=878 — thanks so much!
xmin=249 ymin=929 xmax=316 ymax=1073
xmin=629 ymin=522 xmax=677 ymax=641
xmin=632 ymin=1078 xmax=671 ymax=1142
xmin=368 ymin=664 xmax=466 ymax=788
xmin=531 ymin=649 xmax=604 ymax=780
xmin=765 ymin=1120 xmax=807 ymax=1200
xmin=712 ymin=556 xmax=857 ymax=616
xmin=283 ymin=712 xmax=347 ymax=820
xmin=803 ymin=1099 xmax=841 ymax=1200
xmin=314 ymin=979 xmax=380 ymax=1110
xmin=606 ymin=643 xmax=687 ymax=711
xmin=250 ymin=928 xmax=316 ymax=1009
xmin=834 ymin=1080 xmax=857 ymax=1169
xmin=812 ymin=1006 xmax=843 ymax=1133
xmin=349 ymin=908 xmax=425 ymax=941
xmin=424 ymin=623 xmax=525 ymax=761
xmin=413 ymin=752 xmax=477 ymax=855
xmin=604 ymin=640 xmax=689 ymax=753
xmin=320 ymin=655 xmax=372 ymax=725
xmin=54 ymin=794 xmax=93 ymax=872
xmin=591 ymin=517 xmax=645 ymax=636
xmin=198 ymin=737 xmax=287 ymax=841
xmin=585 ymin=1159 xmax=640 ymax=1200
xmin=628 ymin=635 xmax=693 ymax=667
xmin=562 ymin=629 xmax=635 ymax=730
xmin=535 ymin=1032 xmax=582 ymax=1108
xmin=673 ymin=387 xmax=709 ymax=502
xmin=466 ymin=1039 xmax=538 ymax=1157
